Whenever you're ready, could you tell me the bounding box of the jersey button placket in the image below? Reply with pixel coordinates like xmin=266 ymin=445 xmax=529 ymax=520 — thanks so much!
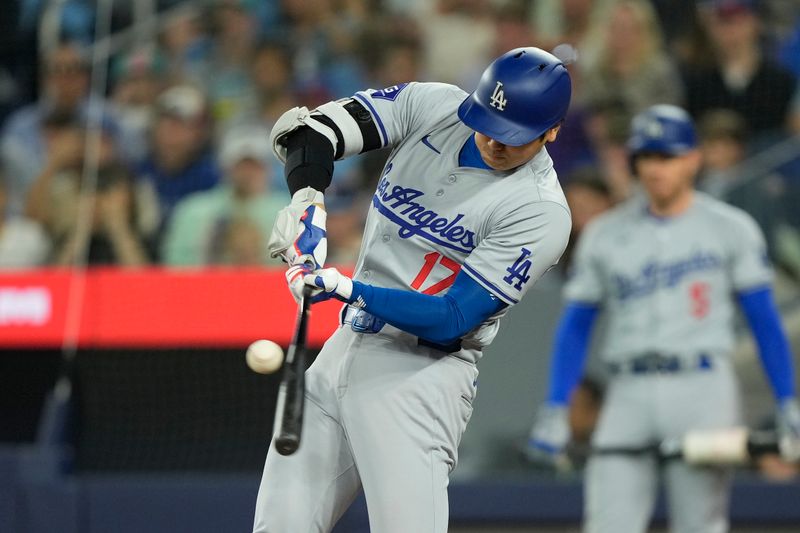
xmin=447 ymin=174 xmax=457 ymax=183
xmin=381 ymin=234 xmax=390 ymax=243
xmin=653 ymin=224 xmax=669 ymax=352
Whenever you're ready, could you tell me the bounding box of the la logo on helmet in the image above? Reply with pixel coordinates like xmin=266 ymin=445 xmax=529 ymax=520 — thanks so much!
xmin=489 ymin=81 xmax=507 ymax=111
xmin=638 ymin=116 xmax=664 ymax=139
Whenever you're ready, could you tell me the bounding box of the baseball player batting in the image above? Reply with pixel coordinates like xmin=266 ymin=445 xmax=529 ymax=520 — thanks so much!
xmin=256 ymin=47 xmax=573 ymax=532
xmin=526 ymin=104 xmax=800 ymax=533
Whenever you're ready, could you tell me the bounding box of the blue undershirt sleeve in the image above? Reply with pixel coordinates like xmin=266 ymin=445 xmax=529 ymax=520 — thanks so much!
xmin=737 ymin=286 xmax=796 ymax=401
xmin=545 ymin=301 xmax=600 ymax=406
xmin=349 ymin=272 xmax=506 ymax=344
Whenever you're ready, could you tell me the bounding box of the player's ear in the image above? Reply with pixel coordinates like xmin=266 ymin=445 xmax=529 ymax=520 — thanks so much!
xmin=544 ymin=125 xmax=561 ymax=143
xmin=686 ymin=149 xmax=703 ymax=175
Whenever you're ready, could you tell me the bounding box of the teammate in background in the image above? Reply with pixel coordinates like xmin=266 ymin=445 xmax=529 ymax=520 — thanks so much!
xmin=257 ymin=47 xmax=573 ymax=532
xmin=526 ymin=104 xmax=800 ymax=533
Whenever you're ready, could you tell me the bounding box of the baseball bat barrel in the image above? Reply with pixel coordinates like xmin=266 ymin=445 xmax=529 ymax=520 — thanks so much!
xmin=274 ymin=286 xmax=312 ymax=456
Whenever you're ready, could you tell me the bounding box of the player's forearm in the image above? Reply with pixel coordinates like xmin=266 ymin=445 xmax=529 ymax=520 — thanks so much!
xmin=738 ymin=287 xmax=796 ymax=400
xmin=348 ymin=273 xmax=505 ymax=345
xmin=282 ymin=127 xmax=335 ymax=195
xmin=545 ymin=301 xmax=599 ymax=405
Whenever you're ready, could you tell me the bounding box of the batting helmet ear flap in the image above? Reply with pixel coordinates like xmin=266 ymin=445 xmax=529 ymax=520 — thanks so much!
xmin=458 ymin=47 xmax=572 ymax=147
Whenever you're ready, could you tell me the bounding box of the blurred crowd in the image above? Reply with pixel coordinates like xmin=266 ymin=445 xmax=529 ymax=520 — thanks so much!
xmin=0 ymin=0 xmax=799 ymax=274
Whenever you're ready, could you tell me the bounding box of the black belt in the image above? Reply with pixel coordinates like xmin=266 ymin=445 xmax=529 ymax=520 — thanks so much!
xmin=608 ymin=352 xmax=713 ymax=375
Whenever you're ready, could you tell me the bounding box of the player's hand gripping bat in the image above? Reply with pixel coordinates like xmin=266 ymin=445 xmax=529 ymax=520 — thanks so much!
xmin=274 ymin=285 xmax=312 ymax=455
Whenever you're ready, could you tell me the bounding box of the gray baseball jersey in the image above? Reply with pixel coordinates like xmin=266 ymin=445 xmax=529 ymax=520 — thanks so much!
xmin=567 ymin=192 xmax=771 ymax=533
xmin=565 ymin=191 xmax=771 ymax=362
xmin=255 ymin=82 xmax=571 ymax=533
xmin=350 ymin=82 xmax=571 ymax=361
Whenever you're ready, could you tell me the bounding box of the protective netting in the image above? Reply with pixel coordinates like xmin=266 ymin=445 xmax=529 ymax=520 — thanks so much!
xmin=73 ymin=347 xmax=314 ymax=472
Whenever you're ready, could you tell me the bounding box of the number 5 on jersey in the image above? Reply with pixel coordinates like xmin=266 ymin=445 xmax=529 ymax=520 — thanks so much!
xmin=689 ymin=281 xmax=710 ymax=318
xmin=411 ymin=252 xmax=461 ymax=295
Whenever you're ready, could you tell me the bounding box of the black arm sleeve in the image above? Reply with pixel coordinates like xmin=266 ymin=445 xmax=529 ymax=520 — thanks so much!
xmin=283 ymin=127 xmax=335 ymax=196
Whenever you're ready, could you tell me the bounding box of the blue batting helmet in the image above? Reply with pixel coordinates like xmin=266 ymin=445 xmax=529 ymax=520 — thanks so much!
xmin=457 ymin=47 xmax=572 ymax=146
xmin=627 ymin=105 xmax=697 ymax=156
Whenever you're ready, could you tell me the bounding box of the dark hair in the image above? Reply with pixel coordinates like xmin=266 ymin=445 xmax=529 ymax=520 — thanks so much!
xmin=697 ymin=109 xmax=748 ymax=144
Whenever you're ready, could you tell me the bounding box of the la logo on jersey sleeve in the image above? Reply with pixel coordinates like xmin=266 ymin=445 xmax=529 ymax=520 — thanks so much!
xmin=503 ymin=247 xmax=532 ymax=290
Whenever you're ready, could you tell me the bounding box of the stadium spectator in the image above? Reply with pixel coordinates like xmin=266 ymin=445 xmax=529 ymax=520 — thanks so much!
xmin=229 ymin=39 xmax=298 ymax=190
xmin=24 ymin=119 xmax=150 ymax=267
xmin=52 ymin=163 xmax=151 ymax=267
xmin=530 ymin=0 xmax=615 ymax=73
xmin=544 ymin=50 xmax=598 ymax=179
xmin=696 ymin=109 xmax=752 ymax=197
xmin=419 ymin=0 xmax=495 ymax=88
xmin=648 ymin=0 xmax=702 ymax=55
xmin=584 ymin=99 xmax=638 ymax=202
xmin=356 ymin=31 xmax=424 ymax=190
xmin=0 ymin=41 xmax=118 ymax=215
xmin=200 ymin=0 xmax=261 ymax=133
xmin=0 ymin=171 xmax=49 ymax=268
xmin=161 ymin=125 xmax=286 ymax=267
xmin=110 ymin=46 xmax=165 ymax=163
xmin=133 ymin=84 xmax=220 ymax=250
xmin=559 ymin=167 xmax=614 ymax=273
xmin=234 ymin=40 xmax=297 ymax=128
xmin=157 ymin=4 xmax=211 ymax=85
xmin=25 ymin=116 xmax=87 ymax=227
xmin=489 ymin=2 xmax=537 ymax=58
xmin=682 ymin=0 xmax=797 ymax=142
xmin=696 ymin=109 xmax=789 ymax=260
xmin=21 ymin=0 xmax=95 ymax=48
xmin=271 ymin=0 xmax=368 ymax=104
xmin=581 ymin=0 xmax=684 ymax=123
xmin=2 ymin=1 xmax=34 ymax=118
xmin=360 ymin=31 xmax=424 ymax=90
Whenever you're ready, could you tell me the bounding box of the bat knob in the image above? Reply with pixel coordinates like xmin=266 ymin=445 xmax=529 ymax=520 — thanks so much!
xmin=275 ymin=435 xmax=300 ymax=456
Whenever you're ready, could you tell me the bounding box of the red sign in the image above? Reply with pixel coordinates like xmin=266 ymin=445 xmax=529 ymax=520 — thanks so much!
xmin=0 ymin=268 xmax=345 ymax=348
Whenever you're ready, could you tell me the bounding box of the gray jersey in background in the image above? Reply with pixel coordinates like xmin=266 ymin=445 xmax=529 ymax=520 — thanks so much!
xmin=569 ymin=192 xmax=772 ymax=533
xmin=566 ymin=191 xmax=772 ymax=363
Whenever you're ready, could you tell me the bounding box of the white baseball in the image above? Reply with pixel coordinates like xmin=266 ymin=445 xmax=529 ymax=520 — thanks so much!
xmin=246 ymin=339 xmax=285 ymax=374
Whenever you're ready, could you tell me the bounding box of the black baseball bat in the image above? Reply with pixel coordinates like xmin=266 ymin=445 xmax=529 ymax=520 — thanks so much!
xmin=274 ymin=285 xmax=312 ymax=456
xmin=593 ymin=428 xmax=781 ymax=464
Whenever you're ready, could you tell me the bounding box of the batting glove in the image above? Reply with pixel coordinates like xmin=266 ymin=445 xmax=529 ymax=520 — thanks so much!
xmin=303 ymin=268 xmax=362 ymax=305
xmin=285 ymin=264 xmax=314 ymax=303
xmin=777 ymin=398 xmax=800 ymax=462
xmin=268 ymin=186 xmax=327 ymax=269
xmin=525 ymin=403 xmax=571 ymax=469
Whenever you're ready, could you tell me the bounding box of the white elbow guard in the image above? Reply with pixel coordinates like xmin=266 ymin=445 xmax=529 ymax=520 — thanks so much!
xmin=270 ymin=100 xmax=367 ymax=163
xmin=313 ymin=100 xmax=364 ymax=158
xmin=270 ymin=106 xmax=337 ymax=164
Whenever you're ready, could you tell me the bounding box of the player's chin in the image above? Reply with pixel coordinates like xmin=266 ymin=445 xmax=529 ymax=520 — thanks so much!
xmin=641 ymin=178 xmax=670 ymax=196
xmin=484 ymin=156 xmax=511 ymax=170
xmin=644 ymin=185 xmax=679 ymax=205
